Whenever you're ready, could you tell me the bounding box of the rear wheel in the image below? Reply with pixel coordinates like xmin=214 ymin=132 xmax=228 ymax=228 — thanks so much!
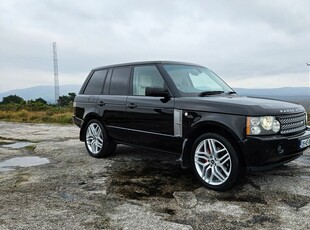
xmin=191 ymin=133 xmax=241 ymax=191
xmin=85 ymin=119 xmax=116 ymax=158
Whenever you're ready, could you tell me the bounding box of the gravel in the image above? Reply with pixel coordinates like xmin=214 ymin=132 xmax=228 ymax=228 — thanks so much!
xmin=0 ymin=121 xmax=309 ymax=229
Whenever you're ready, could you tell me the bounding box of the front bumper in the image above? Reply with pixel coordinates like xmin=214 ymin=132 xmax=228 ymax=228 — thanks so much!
xmin=240 ymin=127 xmax=310 ymax=171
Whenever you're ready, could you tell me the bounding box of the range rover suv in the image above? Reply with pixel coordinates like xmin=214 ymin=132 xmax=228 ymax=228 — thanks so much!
xmin=73 ymin=61 xmax=310 ymax=191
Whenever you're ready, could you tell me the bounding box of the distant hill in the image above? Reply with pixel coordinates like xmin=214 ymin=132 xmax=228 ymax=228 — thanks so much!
xmin=235 ymin=87 xmax=309 ymax=98
xmin=0 ymin=85 xmax=309 ymax=110
xmin=0 ymin=85 xmax=81 ymax=104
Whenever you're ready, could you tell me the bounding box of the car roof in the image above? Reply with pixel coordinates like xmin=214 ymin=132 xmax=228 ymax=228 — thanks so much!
xmin=92 ymin=61 xmax=205 ymax=71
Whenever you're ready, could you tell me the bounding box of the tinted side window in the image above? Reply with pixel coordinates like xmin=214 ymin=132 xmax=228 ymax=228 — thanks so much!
xmin=133 ymin=66 xmax=164 ymax=96
xmin=84 ymin=69 xmax=108 ymax=95
xmin=109 ymin=67 xmax=131 ymax=95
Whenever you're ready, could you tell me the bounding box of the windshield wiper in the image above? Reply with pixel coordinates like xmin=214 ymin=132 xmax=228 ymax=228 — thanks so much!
xmin=199 ymin=91 xmax=224 ymax=97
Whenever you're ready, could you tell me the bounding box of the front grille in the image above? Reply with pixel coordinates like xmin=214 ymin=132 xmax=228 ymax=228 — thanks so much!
xmin=278 ymin=113 xmax=306 ymax=135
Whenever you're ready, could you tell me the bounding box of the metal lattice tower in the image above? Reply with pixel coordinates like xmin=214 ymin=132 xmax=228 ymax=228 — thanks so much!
xmin=53 ymin=42 xmax=59 ymax=105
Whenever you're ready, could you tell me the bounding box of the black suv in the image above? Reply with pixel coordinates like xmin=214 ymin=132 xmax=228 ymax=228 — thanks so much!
xmin=73 ymin=61 xmax=310 ymax=191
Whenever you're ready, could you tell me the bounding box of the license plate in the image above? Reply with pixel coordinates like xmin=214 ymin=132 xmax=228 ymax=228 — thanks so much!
xmin=300 ymin=137 xmax=310 ymax=149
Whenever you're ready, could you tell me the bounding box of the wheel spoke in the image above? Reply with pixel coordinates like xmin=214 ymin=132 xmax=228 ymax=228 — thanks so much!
xmin=207 ymin=139 xmax=216 ymax=156
xmin=96 ymin=140 xmax=103 ymax=148
xmin=208 ymin=167 xmax=214 ymax=183
xmin=196 ymin=154 xmax=209 ymax=161
xmin=202 ymin=165 xmax=212 ymax=181
xmin=214 ymin=166 xmax=226 ymax=181
xmin=219 ymin=153 xmax=230 ymax=164
xmin=203 ymin=140 xmax=208 ymax=153
xmin=97 ymin=136 xmax=103 ymax=143
xmin=86 ymin=136 xmax=93 ymax=143
xmin=195 ymin=160 xmax=205 ymax=167
xmin=95 ymin=125 xmax=100 ymax=135
xmin=215 ymin=148 xmax=226 ymax=156
xmin=195 ymin=158 xmax=210 ymax=167
xmin=90 ymin=124 xmax=97 ymax=136
xmin=91 ymin=142 xmax=96 ymax=153
xmin=218 ymin=164 xmax=230 ymax=176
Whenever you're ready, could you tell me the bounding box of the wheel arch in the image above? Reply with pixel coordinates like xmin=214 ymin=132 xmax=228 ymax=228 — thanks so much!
xmin=80 ymin=113 xmax=103 ymax=141
xmin=181 ymin=121 xmax=245 ymax=169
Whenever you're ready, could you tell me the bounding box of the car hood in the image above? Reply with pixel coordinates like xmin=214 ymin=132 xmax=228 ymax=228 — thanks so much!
xmin=175 ymin=96 xmax=305 ymax=116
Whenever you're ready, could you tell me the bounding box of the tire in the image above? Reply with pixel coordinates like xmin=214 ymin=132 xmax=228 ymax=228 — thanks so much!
xmin=84 ymin=119 xmax=116 ymax=158
xmin=191 ymin=133 xmax=241 ymax=191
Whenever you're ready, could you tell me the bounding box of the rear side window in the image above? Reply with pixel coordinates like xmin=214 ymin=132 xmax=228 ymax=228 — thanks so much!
xmin=84 ymin=69 xmax=108 ymax=95
xmin=109 ymin=67 xmax=131 ymax=95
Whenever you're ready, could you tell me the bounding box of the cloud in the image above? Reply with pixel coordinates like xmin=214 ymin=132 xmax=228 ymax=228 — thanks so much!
xmin=0 ymin=0 xmax=309 ymax=92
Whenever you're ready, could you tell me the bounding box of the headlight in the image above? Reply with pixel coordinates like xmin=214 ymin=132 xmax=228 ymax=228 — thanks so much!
xmin=260 ymin=116 xmax=273 ymax=130
xmin=247 ymin=116 xmax=280 ymax=135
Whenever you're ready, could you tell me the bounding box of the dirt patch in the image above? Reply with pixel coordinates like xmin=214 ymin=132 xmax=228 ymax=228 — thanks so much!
xmin=109 ymin=160 xmax=200 ymax=199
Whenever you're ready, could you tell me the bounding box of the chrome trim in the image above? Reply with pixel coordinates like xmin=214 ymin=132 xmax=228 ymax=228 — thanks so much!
xmin=107 ymin=125 xmax=176 ymax=138
xmin=174 ymin=109 xmax=183 ymax=137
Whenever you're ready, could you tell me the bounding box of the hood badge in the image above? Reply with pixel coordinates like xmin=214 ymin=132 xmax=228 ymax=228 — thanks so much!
xmin=280 ymin=108 xmax=303 ymax=113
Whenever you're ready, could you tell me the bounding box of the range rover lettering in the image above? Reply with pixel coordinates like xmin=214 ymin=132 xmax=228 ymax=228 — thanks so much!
xmin=73 ymin=61 xmax=310 ymax=191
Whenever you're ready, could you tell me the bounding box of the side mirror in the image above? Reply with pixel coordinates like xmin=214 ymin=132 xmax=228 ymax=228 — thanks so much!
xmin=145 ymin=87 xmax=170 ymax=98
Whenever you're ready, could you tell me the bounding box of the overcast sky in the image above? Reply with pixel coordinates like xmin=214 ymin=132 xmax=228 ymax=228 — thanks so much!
xmin=1 ymin=0 xmax=310 ymax=93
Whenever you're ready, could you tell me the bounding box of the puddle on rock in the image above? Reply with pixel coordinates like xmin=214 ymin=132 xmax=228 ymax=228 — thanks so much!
xmin=0 ymin=156 xmax=49 ymax=172
xmin=2 ymin=142 xmax=35 ymax=149
xmin=109 ymin=160 xmax=201 ymax=200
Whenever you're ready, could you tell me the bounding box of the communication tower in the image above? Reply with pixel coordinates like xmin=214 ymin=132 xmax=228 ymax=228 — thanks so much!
xmin=53 ymin=42 xmax=59 ymax=105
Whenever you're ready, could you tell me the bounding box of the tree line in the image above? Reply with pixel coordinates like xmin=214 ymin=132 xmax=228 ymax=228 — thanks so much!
xmin=0 ymin=93 xmax=76 ymax=111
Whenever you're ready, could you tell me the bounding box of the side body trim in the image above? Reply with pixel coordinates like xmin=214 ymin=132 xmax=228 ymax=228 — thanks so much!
xmin=174 ymin=109 xmax=183 ymax=137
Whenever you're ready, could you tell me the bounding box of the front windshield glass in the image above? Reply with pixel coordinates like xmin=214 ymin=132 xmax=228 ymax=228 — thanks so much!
xmin=163 ymin=64 xmax=233 ymax=96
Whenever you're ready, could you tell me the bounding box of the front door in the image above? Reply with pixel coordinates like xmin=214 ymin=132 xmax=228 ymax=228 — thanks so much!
xmin=126 ymin=65 xmax=183 ymax=153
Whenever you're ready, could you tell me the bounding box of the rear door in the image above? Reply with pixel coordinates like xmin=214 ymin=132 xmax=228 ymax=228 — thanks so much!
xmin=96 ymin=66 xmax=131 ymax=142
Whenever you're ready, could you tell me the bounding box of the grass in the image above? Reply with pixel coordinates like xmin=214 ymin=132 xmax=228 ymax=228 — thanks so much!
xmin=0 ymin=109 xmax=72 ymax=124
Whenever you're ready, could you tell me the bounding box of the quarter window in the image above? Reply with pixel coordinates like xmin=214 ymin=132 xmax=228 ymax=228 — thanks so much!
xmin=83 ymin=69 xmax=107 ymax=95
xmin=133 ymin=66 xmax=165 ymax=96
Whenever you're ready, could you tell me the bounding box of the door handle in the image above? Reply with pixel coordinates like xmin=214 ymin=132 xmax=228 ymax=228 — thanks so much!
xmin=127 ymin=103 xmax=137 ymax=109
xmin=97 ymin=101 xmax=105 ymax=106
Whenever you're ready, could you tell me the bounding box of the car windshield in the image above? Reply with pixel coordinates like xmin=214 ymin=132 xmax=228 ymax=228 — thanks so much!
xmin=163 ymin=64 xmax=233 ymax=96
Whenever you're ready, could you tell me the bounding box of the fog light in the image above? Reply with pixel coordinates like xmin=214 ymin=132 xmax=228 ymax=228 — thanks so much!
xmin=277 ymin=145 xmax=284 ymax=154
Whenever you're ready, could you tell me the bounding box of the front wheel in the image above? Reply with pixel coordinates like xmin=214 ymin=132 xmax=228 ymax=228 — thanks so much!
xmin=84 ymin=119 xmax=116 ymax=158
xmin=191 ymin=133 xmax=241 ymax=191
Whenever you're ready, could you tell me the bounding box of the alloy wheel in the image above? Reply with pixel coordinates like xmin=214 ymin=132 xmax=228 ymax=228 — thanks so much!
xmin=194 ymin=138 xmax=232 ymax=186
xmin=86 ymin=123 xmax=104 ymax=154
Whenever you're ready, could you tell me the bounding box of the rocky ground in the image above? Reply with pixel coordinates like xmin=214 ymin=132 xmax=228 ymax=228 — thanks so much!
xmin=0 ymin=121 xmax=309 ymax=230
